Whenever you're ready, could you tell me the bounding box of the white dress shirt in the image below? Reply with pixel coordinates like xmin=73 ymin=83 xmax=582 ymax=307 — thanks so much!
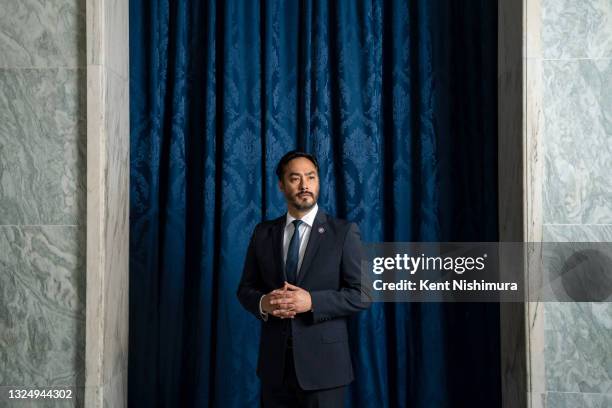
xmin=259 ymin=203 xmax=319 ymax=320
xmin=282 ymin=203 xmax=318 ymax=274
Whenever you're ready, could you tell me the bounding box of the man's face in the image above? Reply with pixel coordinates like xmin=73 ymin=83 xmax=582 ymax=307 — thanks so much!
xmin=279 ymin=157 xmax=320 ymax=212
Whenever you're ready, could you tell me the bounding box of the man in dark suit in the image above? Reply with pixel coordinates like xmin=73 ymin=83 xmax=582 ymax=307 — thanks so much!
xmin=237 ymin=150 xmax=371 ymax=407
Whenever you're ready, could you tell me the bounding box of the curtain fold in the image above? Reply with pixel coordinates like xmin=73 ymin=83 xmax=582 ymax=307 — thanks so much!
xmin=129 ymin=1 xmax=499 ymax=406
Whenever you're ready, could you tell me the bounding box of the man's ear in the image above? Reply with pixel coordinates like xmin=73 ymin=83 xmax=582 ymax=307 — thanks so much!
xmin=278 ymin=179 xmax=284 ymax=192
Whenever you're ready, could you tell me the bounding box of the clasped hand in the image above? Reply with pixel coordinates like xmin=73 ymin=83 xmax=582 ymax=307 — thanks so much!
xmin=262 ymin=282 xmax=312 ymax=319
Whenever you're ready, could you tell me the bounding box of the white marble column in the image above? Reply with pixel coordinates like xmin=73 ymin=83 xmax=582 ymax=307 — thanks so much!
xmin=85 ymin=0 xmax=129 ymax=406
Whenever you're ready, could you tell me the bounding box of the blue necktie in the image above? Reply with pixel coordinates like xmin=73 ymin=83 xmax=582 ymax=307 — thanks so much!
xmin=285 ymin=220 xmax=303 ymax=283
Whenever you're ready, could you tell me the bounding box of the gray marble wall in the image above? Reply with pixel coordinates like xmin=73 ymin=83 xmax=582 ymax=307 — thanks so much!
xmin=0 ymin=0 xmax=129 ymax=406
xmin=0 ymin=0 xmax=86 ymax=406
xmin=527 ymin=0 xmax=612 ymax=406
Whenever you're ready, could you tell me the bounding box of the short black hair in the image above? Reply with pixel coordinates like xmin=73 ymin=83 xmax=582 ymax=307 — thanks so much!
xmin=275 ymin=150 xmax=319 ymax=180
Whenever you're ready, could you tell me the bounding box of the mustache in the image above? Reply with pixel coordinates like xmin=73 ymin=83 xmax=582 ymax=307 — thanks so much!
xmin=296 ymin=191 xmax=313 ymax=197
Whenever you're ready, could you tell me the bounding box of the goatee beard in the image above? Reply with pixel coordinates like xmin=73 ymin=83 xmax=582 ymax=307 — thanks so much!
xmin=291 ymin=196 xmax=316 ymax=211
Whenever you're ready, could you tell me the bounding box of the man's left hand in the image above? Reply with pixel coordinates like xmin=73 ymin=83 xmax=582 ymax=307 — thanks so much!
xmin=270 ymin=282 xmax=312 ymax=314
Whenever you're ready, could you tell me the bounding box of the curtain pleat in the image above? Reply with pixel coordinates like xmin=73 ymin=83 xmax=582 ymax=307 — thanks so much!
xmin=129 ymin=1 xmax=499 ymax=406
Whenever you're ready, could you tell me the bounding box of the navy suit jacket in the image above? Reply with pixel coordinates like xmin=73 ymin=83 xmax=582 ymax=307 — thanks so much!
xmin=236 ymin=209 xmax=371 ymax=390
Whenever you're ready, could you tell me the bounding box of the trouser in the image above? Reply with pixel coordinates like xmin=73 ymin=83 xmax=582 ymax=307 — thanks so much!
xmin=261 ymin=338 xmax=346 ymax=408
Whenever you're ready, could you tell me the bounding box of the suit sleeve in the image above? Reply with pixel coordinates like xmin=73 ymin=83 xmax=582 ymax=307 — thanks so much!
xmin=310 ymin=222 xmax=372 ymax=323
xmin=236 ymin=225 xmax=267 ymax=320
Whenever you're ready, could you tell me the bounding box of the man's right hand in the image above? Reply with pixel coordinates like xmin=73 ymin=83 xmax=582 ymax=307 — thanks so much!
xmin=262 ymin=285 xmax=296 ymax=319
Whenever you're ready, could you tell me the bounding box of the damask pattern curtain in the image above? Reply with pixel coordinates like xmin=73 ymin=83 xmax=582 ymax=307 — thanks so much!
xmin=129 ymin=0 xmax=499 ymax=407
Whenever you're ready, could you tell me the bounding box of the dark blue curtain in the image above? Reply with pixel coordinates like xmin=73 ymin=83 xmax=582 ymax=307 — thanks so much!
xmin=129 ymin=1 xmax=499 ymax=407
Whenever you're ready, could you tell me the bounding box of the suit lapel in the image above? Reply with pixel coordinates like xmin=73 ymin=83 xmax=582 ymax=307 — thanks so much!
xmin=297 ymin=209 xmax=327 ymax=286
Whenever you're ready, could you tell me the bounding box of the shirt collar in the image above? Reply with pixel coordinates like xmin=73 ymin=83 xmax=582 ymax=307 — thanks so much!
xmin=285 ymin=203 xmax=318 ymax=229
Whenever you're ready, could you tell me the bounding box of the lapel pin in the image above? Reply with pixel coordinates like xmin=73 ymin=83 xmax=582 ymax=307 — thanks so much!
xmin=318 ymin=227 xmax=325 ymax=234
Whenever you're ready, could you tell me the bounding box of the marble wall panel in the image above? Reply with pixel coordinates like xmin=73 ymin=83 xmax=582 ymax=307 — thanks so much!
xmin=542 ymin=59 xmax=612 ymax=225
xmin=0 ymin=226 xmax=84 ymax=388
xmin=544 ymin=303 xmax=612 ymax=393
xmin=0 ymin=0 xmax=85 ymax=68
xmin=542 ymin=224 xmax=612 ymax=395
xmin=0 ymin=0 xmax=87 ymax=405
xmin=542 ymin=0 xmax=612 ymax=59
xmin=0 ymin=68 xmax=86 ymax=225
xmin=543 ymin=224 xmax=612 ymax=242
xmin=545 ymin=391 xmax=612 ymax=407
